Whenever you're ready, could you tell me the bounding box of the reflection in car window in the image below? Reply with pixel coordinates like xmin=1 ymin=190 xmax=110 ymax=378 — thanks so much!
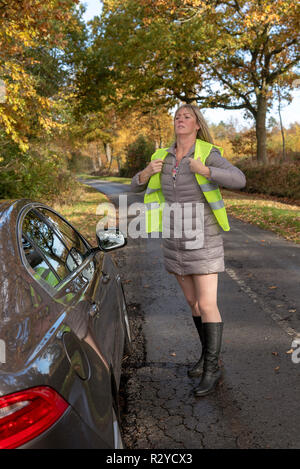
xmin=38 ymin=209 xmax=96 ymax=279
xmin=22 ymin=235 xmax=59 ymax=288
xmin=23 ymin=211 xmax=71 ymax=281
xmin=37 ymin=208 xmax=89 ymax=256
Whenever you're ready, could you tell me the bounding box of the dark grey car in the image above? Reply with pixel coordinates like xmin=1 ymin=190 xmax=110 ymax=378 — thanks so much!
xmin=0 ymin=199 xmax=131 ymax=449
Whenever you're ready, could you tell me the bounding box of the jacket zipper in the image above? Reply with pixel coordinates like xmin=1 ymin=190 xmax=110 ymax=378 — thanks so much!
xmin=173 ymin=155 xmax=185 ymax=189
xmin=173 ymin=155 xmax=185 ymax=276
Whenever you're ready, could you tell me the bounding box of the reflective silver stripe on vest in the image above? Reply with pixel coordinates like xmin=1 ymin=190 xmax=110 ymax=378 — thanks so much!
xmin=146 ymin=187 xmax=160 ymax=195
xmin=209 ymin=199 xmax=225 ymax=210
xmin=200 ymin=182 xmax=219 ymax=192
xmin=145 ymin=202 xmax=161 ymax=211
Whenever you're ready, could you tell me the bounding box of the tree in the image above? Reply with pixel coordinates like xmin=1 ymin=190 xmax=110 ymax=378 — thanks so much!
xmin=121 ymin=135 xmax=156 ymax=177
xmin=0 ymin=0 xmax=81 ymax=150
xmin=86 ymin=0 xmax=300 ymax=163
xmin=229 ymin=127 xmax=257 ymax=160
xmin=0 ymin=0 xmax=94 ymax=201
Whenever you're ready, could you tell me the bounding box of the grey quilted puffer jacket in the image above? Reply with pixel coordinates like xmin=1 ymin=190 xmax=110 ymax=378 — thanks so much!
xmin=131 ymin=142 xmax=246 ymax=276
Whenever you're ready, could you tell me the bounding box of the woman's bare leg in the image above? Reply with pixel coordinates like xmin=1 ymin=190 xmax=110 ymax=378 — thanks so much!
xmin=174 ymin=274 xmax=201 ymax=316
xmin=192 ymin=273 xmax=222 ymax=323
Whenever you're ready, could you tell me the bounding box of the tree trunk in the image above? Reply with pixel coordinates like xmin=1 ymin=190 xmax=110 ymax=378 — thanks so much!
xmin=91 ymin=155 xmax=98 ymax=172
xmin=277 ymin=88 xmax=286 ymax=162
xmin=96 ymin=143 xmax=102 ymax=169
xmin=116 ymin=154 xmax=121 ymax=172
xmin=256 ymin=93 xmax=268 ymax=164
xmin=104 ymin=142 xmax=112 ymax=165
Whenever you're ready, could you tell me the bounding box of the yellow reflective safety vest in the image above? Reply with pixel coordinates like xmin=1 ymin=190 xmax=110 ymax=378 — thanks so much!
xmin=144 ymin=138 xmax=230 ymax=233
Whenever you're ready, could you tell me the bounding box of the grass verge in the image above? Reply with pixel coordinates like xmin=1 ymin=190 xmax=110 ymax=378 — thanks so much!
xmin=222 ymin=189 xmax=300 ymax=244
xmin=52 ymin=182 xmax=109 ymax=246
xmin=77 ymin=174 xmax=131 ymax=185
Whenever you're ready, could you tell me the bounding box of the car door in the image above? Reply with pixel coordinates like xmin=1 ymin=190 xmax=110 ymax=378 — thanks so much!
xmin=21 ymin=206 xmax=116 ymax=446
xmin=34 ymin=208 xmax=124 ymax=371
xmin=88 ymin=251 xmax=125 ymax=383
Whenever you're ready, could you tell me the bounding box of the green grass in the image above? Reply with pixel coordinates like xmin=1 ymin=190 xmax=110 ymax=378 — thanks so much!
xmin=77 ymin=173 xmax=131 ymax=184
xmin=223 ymin=189 xmax=300 ymax=243
xmin=53 ymin=183 xmax=109 ymax=246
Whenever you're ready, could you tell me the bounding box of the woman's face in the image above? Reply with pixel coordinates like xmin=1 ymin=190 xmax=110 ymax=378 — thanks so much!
xmin=174 ymin=107 xmax=200 ymax=138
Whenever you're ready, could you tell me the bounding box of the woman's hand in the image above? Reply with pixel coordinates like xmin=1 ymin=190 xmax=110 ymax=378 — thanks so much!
xmin=188 ymin=157 xmax=211 ymax=179
xmin=139 ymin=159 xmax=164 ymax=184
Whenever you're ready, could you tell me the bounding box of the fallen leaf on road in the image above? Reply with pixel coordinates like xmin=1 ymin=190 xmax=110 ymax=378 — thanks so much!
xmin=170 ymin=352 xmax=176 ymax=357
xmin=272 ymin=351 xmax=279 ymax=356
xmin=269 ymin=286 xmax=278 ymax=289
xmin=286 ymin=349 xmax=294 ymax=354
xmin=289 ymin=309 xmax=296 ymax=313
xmin=274 ymin=366 xmax=280 ymax=373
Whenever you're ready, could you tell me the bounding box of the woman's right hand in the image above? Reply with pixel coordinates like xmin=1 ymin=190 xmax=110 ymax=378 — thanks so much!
xmin=139 ymin=159 xmax=164 ymax=183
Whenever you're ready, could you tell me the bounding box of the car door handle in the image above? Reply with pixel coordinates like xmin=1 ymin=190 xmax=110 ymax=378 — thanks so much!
xmin=101 ymin=271 xmax=111 ymax=284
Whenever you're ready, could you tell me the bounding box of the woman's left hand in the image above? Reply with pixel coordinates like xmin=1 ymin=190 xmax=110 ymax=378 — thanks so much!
xmin=188 ymin=157 xmax=211 ymax=178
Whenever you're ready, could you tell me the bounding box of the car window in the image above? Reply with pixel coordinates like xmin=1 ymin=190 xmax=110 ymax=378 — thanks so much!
xmin=22 ymin=211 xmax=71 ymax=282
xmin=22 ymin=209 xmax=95 ymax=290
xmin=37 ymin=208 xmax=89 ymax=256
xmin=22 ymin=235 xmax=60 ymax=288
xmin=37 ymin=208 xmax=95 ymax=280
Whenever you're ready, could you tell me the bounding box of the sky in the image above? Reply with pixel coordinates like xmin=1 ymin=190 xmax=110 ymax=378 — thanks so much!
xmin=79 ymin=0 xmax=300 ymax=129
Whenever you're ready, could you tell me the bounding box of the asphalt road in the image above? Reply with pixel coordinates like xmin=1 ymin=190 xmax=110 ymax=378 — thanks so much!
xmin=83 ymin=179 xmax=300 ymax=449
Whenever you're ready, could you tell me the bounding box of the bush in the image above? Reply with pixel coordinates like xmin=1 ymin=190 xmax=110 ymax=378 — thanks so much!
xmin=0 ymin=144 xmax=77 ymax=204
xmin=236 ymin=160 xmax=300 ymax=201
xmin=120 ymin=135 xmax=156 ymax=177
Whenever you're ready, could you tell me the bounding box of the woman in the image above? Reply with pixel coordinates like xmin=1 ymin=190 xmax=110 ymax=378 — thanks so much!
xmin=130 ymin=104 xmax=246 ymax=397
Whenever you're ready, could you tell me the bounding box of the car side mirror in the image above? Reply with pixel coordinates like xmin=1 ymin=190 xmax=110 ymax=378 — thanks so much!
xmin=96 ymin=228 xmax=127 ymax=251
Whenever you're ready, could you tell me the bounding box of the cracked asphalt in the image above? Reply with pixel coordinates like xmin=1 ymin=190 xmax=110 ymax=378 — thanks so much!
xmin=83 ymin=180 xmax=300 ymax=449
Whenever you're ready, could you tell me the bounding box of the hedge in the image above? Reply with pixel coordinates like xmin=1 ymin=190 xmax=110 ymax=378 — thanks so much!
xmin=236 ymin=161 xmax=300 ymax=202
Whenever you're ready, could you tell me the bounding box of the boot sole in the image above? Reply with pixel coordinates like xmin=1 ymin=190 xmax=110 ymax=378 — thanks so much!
xmin=193 ymin=372 xmax=222 ymax=397
xmin=193 ymin=381 xmax=219 ymax=397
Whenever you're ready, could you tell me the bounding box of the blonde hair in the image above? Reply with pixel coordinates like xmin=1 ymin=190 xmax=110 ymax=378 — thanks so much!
xmin=174 ymin=104 xmax=214 ymax=144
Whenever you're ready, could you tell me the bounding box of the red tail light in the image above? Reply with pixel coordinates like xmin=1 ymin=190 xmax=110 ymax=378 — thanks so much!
xmin=0 ymin=386 xmax=69 ymax=449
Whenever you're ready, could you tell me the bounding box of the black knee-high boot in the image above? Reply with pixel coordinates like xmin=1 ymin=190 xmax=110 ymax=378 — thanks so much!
xmin=194 ymin=322 xmax=223 ymax=397
xmin=188 ymin=316 xmax=206 ymax=378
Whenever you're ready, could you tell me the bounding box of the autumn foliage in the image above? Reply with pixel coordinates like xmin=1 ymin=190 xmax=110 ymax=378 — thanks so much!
xmin=91 ymin=0 xmax=300 ymax=163
xmin=0 ymin=0 xmax=86 ymax=201
xmin=0 ymin=0 xmax=299 ymax=201
xmin=0 ymin=0 xmax=80 ymax=150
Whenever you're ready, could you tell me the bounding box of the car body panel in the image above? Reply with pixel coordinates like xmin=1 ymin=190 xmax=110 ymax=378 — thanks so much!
xmin=20 ymin=406 xmax=112 ymax=449
xmin=0 ymin=199 xmax=129 ymax=448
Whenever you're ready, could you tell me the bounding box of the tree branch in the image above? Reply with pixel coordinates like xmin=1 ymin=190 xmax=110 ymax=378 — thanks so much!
xmin=209 ymin=63 xmax=257 ymax=115
xmin=266 ymin=56 xmax=300 ymax=85
xmin=194 ymin=94 xmax=256 ymax=115
xmin=267 ymin=38 xmax=298 ymax=59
